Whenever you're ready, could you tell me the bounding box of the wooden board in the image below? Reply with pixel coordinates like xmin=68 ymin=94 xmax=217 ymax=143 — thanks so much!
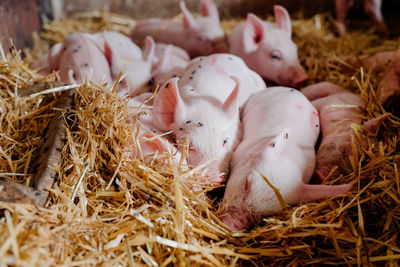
xmin=0 ymin=0 xmax=42 ymax=52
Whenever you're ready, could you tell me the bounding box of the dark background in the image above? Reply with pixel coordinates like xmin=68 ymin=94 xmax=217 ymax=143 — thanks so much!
xmin=0 ymin=0 xmax=399 ymax=52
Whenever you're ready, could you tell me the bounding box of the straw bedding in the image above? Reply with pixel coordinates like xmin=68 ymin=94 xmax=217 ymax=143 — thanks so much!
xmin=1 ymin=11 xmax=400 ymax=266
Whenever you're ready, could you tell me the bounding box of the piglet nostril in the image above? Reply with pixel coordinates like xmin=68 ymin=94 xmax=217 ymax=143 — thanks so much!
xmin=219 ymin=207 xmax=252 ymax=231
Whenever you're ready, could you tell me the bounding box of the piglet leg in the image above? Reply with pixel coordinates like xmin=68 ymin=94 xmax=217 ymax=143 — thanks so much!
xmin=364 ymin=0 xmax=389 ymax=35
xmin=299 ymin=183 xmax=351 ymax=203
xmin=335 ymin=0 xmax=354 ymax=36
xmin=301 ymin=82 xmax=347 ymax=101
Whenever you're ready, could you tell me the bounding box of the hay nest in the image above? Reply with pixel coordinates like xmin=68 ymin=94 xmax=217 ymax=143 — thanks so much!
xmin=1 ymin=12 xmax=400 ymax=266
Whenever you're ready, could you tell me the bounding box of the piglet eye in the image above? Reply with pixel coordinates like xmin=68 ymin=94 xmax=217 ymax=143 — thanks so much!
xmin=223 ymin=139 xmax=228 ymax=146
xmin=270 ymin=50 xmax=282 ymax=60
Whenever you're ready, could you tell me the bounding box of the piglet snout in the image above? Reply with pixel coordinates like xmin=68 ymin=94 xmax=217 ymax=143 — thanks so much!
xmin=292 ymin=71 xmax=309 ymax=88
xmin=219 ymin=205 xmax=252 ymax=231
xmin=204 ymin=162 xmax=226 ymax=184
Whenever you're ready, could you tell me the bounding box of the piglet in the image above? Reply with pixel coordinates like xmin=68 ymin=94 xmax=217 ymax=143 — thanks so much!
xmin=127 ymin=93 xmax=186 ymax=167
xmin=92 ymin=31 xmax=156 ymax=96
xmin=377 ymin=45 xmax=400 ymax=114
xmin=151 ymin=43 xmax=190 ymax=86
xmin=219 ymin=87 xmax=351 ymax=231
xmin=344 ymin=50 xmax=395 ymax=73
xmin=131 ymin=0 xmax=226 ymax=57
xmin=58 ymin=33 xmax=113 ymax=85
xmin=152 ymin=77 xmax=241 ymax=184
xmin=335 ymin=0 xmax=388 ymax=36
xmin=229 ymin=6 xmax=308 ymax=88
xmin=178 ymin=54 xmax=266 ymax=108
xmin=33 ymin=33 xmax=113 ymax=85
xmin=301 ymin=82 xmax=389 ymax=180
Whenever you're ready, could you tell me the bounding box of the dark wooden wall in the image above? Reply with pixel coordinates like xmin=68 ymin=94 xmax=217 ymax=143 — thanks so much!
xmin=0 ymin=0 xmax=41 ymax=52
xmin=0 ymin=0 xmax=399 ymax=53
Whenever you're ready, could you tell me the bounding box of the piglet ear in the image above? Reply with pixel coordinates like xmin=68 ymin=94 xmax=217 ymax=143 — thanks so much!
xmin=199 ymin=0 xmax=220 ymax=21
xmin=243 ymin=13 xmax=265 ymax=54
xmin=273 ymin=5 xmax=292 ymax=37
xmin=180 ymin=1 xmax=197 ymax=29
xmin=152 ymin=77 xmax=185 ymax=130
xmin=48 ymin=43 xmax=64 ymax=70
xmin=67 ymin=69 xmax=76 ymax=84
xmin=361 ymin=113 xmax=391 ymax=134
xmin=222 ymin=77 xmax=240 ymax=118
xmin=155 ymin=44 xmax=173 ymax=74
xmin=143 ymin=36 xmax=156 ymax=63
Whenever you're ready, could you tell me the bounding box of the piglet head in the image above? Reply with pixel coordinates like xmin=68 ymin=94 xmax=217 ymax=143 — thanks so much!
xmin=220 ymin=130 xmax=298 ymax=230
xmin=241 ymin=7 xmax=308 ymax=88
xmin=152 ymin=77 xmax=240 ymax=183
xmin=180 ymin=0 xmax=225 ymax=56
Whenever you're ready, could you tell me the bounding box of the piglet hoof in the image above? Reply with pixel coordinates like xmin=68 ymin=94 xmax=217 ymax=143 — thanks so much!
xmin=219 ymin=211 xmax=250 ymax=231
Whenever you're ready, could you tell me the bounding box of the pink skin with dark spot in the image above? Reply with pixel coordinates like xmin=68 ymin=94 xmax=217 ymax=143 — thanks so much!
xmin=345 ymin=50 xmax=395 ymax=73
xmin=131 ymin=0 xmax=226 ymax=57
xmin=36 ymin=31 xmax=155 ymax=96
xmin=152 ymin=77 xmax=241 ymax=184
xmin=377 ymin=45 xmax=400 ymax=104
xmin=220 ymin=87 xmax=351 ymax=231
xmin=58 ymin=33 xmax=113 ymax=85
xmin=178 ymin=54 xmax=266 ymax=108
xmin=335 ymin=0 xmax=388 ymax=36
xmin=229 ymin=6 xmax=308 ymax=88
xmin=301 ymin=82 xmax=389 ymax=180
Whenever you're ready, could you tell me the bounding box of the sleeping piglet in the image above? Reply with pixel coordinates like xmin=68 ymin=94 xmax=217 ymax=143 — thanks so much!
xmin=127 ymin=93 xmax=186 ymax=167
xmin=131 ymin=0 xmax=226 ymax=57
xmin=34 ymin=31 xmax=155 ymax=96
xmin=58 ymin=33 xmax=113 ymax=85
xmin=229 ymin=6 xmax=308 ymax=88
xmin=91 ymin=31 xmax=156 ymax=96
xmin=219 ymin=87 xmax=351 ymax=231
xmin=301 ymin=82 xmax=390 ymax=180
xmin=178 ymin=53 xmax=266 ymax=108
xmin=152 ymin=77 xmax=241 ymax=184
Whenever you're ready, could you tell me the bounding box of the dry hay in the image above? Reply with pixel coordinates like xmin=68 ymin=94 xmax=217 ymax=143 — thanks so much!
xmin=1 ymin=11 xmax=400 ymax=266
